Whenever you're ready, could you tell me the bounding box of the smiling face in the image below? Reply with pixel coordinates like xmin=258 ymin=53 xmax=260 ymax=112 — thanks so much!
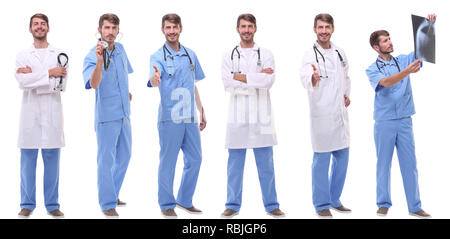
xmin=98 ymin=20 xmax=119 ymax=45
xmin=29 ymin=17 xmax=49 ymax=41
xmin=314 ymin=19 xmax=334 ymax=46
xmin=237 ymin=19 xmax=256 ymax=45
xmin=162 ymin=20 xmax=182 ymax=45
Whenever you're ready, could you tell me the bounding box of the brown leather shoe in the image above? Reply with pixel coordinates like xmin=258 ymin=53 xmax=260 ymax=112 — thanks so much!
xmin=377 ymin=207 xmax=389 ymax=216
xmin=162 ymin=209 xmax=177 ymax=218
xmin=267 ymin=208 xmax=286 ymax=218
xmin=117 ymin=199 xmax=127 ymax=207
xmin=410 ymin=210 xmax=431 ymax=218
xmin=317 ymin=209 xmax=333 ymax=218
xmin=48 ymin=209 xmax=65 ymax=218
xmin=176 ymin=204 xmax=202 ymax=214
xmin=18 ymin=208 xmax=33 ymax=218
xmin=103 ymin=208 xmax=119 ymax=217
xmin=332 ymin=205 xmax=352 ymax=213
xmin=221 ymin=209 xmax=238 ymax=218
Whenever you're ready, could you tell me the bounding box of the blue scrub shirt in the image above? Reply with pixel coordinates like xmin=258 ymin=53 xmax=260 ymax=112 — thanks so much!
xmin=366 ymin=52 xmax=422 ymax=120
xmin=82 ymin=42 xmax=134 ymax=126
xmin=148 ymin=43 xmax=205 ymax=123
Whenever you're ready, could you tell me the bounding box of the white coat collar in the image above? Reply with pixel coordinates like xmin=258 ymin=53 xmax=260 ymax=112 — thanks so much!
xmin=29 ymin=43 xmax=56 ymax=53
xmin=237 ymin=42 xmax=260 ymax=52
xmin=313 ymin=41 xmax=336 ymax=53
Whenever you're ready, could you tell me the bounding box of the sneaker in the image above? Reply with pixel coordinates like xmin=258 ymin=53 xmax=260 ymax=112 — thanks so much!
xmin=267 ymin=208 xmax=286 ymax=218
xmin=317 ymin=209 xmax=333 ymax=218
xmin=410 ymin=210 xmax=431 ymax=218
xmin=103 ymin=208 xmax=119 ymax=217
xmin=332 ymin=206 xmax=352 ymax=213
xmin=377 ymin=207 xmax=389 ymax=216
xmin=18 ymin=208 xmax=33 ymax=218
xmin=221 ymin=209 xmax=238 ymax=218
xmin=162 ymin=209 xmax=177 ymax=218
xmin=48 ymin=209 xmax=65 ymax=218
xmin=176 ymin=204 xmax=202 ymax=214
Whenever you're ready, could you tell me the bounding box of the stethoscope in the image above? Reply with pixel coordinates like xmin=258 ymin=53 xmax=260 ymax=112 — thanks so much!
xmin=376 ymin=56 xmax=409 ymax=95
xmin=375 ymin=57 xmax=401 ymax=74
xmin=163 ymin=43 xmax=194 ymax=77
xmin=98 ymin=39 xmax=115 ymax=70
xmin=230 ymin=46 xmax=261 ymax=74
xmin=313 ymin=44 xmax=346 ymax=79
xmin=54 ymin=53 xmax=68 ymax=91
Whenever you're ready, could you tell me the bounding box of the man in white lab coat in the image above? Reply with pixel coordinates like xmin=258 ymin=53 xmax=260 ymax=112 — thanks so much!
xmin=15 ymin=13 xmax=67 ymax=218
xmin=221 ymin=13 xmax=284 ymax=218
xmin=300 ymin=14 xmax=351 ymax=217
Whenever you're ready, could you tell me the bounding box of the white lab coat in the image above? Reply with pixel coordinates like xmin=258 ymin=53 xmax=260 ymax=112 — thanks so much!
xmin=222 ymin=44 xmax=277 ymax=149
xmin=15 ymin=44 xmax=67 ymax=149
xmin=300 ymin=42 xmax=350 ymax=153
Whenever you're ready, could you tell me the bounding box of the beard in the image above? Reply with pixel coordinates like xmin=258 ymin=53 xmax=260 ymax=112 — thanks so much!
xmin=32 ymin=31 xmax=47 ymax=41
xmin=380 ymin=47 xmax=393 ymax=55
xmin=240 ymin=34 xmax=253 ymax=44
xmin=100 ymin=33 xmax=117 ymax=44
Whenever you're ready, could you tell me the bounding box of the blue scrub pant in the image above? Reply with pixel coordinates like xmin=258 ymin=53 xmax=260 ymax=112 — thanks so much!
xmin=226 ymin=147 xmax=280 ymax=213
xmin=96 ymin=117 xmax=132 ymax=211
xmin=312 ymin=147 xmax=349 ymax=212
xmin=157 ymin=121 xmax=202 ymax=210
xmin=20 ymin=148 xmax=60 ymax=212
xmin=374 ymin=117 xmax=422 ymax=213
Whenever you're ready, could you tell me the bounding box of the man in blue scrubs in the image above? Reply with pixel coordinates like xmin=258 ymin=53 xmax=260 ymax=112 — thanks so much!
xmin=148 ymin=13 xmax=207 ymax=218
xmin=365 ymin=14 xmax=436 ymax=218
xmin=83 ymin=13 xmax=133 ymax=217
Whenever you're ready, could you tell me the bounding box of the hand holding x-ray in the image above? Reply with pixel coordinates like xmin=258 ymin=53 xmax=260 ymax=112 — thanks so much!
xmin=412 ymin=14 xmax=436 ymax=63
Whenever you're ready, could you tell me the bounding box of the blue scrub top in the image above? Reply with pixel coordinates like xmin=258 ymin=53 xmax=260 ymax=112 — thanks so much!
xmin=366 ymin=52 xmax=422 ymax=121
xmin=82 ymin=42 xmax=133 ymax=126
xmin=148 ymin=42 xmax=205 ymax=123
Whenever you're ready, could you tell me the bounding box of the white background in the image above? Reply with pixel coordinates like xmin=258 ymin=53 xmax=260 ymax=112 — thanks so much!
xmin=0 ymin=0 xmax=448 ymax=219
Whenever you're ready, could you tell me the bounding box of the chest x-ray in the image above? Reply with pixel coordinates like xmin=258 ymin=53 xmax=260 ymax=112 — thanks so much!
xmin=412 ymin=14 xmax=435 ymax=63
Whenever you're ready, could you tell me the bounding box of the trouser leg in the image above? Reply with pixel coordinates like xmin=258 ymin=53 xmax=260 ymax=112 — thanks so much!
xmin=312 ymin=151 xmax=332 ymax=212
xmin=253 ymin=146 xmax=279 ymax=212
xmin=375 ymin=120 xmax=396 ymax=209
xmin=42 ymin=148 xmax=61 ymax=212
xmin=20 ymin=149 xmax=38 ymax=211
xmin=225 ymin=148 xmax=246 ymax=212
xmin=329 ymin=147 xmax=350 ymax=208
xmin=176 ymin=122 xmax=202 ymax=208
xmin=396 ymin=117 xmax=422 ymax=213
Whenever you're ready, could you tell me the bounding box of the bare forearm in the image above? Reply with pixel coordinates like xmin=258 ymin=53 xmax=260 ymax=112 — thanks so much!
xmin=194 ymin=85 xmax=203 ymax=111
xmin=379 ymin=69 xmax=410 ymax=87
xmin=89 ymin=60 xmax=103 ymax=89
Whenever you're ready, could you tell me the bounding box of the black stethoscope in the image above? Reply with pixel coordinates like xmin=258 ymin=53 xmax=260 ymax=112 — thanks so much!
xmin=163 ymin=43 xmax=194 ymax=77
xmin=98 ymin=38 xmax=114 ymax=70
xmin=313 ymin=44 xmax=345 ymax=79
xmin=376 ymin=56 xmax=409 ymax=95
xmin=375 ymin=57 xmax=401 ymax=74
xmin=230 ymin=46 xmax=261 ymax=74
xmin=54 ymin=53 xmax=68 ymax=91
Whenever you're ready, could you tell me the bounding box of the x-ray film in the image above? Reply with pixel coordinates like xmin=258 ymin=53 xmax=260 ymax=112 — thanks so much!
xmin=412 ymin=14 xmax=435 ymax=63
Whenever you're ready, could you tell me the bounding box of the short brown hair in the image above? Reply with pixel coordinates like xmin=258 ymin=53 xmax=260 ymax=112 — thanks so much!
xmin=369 ymin=30 xmax=390 ymax=47
xmin=99 ymin=13 xmax=120 ymax=28
xmin=314 ymin=13 xmax=334 ymax=28
xmin=162 ymin=13 xmax=182 ymax=28
xmin=237 ymin=13 xmax=256 ymax=28
xmin=29 ymin=13 xmax=49 ymax=28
